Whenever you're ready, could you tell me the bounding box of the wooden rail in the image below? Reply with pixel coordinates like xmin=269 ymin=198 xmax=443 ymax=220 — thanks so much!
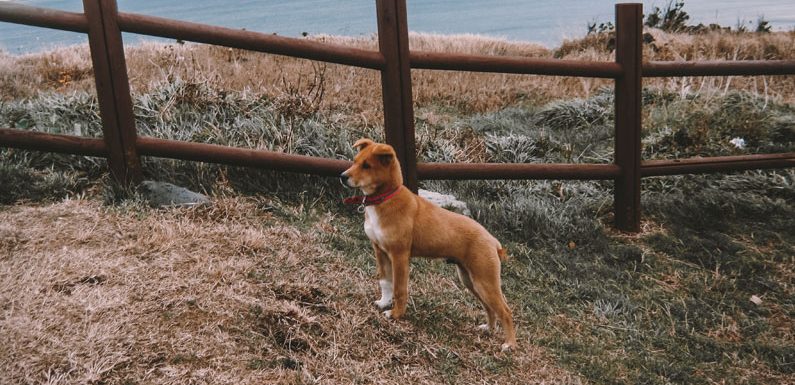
xmin=641 ymin=153 xmax=795 ymax=176
xmin=644 ymin=60 xmax=795 ymax=77
xmin=410 ymin=51 xmax=623 ymax=78
xmin=1 ymin=1 xmax=794 ymax=232
xmin=0 ymin=3 xmax=88 ymax=32
xmin=417 ymin=162 xmax=621 ymax=180
xmin=136 ymin=136 xmax=351 ymax=177
xmin=116 ymin=12 xmax=386 ymax=70
xmin=0 ymin=128 xmax=108 ymax=157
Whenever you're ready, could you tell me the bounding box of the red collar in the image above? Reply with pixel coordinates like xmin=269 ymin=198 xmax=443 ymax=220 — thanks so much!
xmin=343 ymin=186 xmax=402 ymax=207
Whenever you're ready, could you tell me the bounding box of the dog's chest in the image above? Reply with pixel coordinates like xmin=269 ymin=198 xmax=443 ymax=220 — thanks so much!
xmin=364 ymin=207 xmax=387 ymax=246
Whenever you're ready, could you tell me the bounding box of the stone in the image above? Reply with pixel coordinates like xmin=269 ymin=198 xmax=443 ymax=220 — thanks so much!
xmin=419 ymin=189 xmax=471 ymax=217
xmin=138 ymin=181 xmax=210 ymax=208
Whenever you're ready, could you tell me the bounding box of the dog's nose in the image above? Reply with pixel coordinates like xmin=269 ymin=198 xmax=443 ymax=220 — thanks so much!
xmin=339 ymin=173 xmax=350 ymax=187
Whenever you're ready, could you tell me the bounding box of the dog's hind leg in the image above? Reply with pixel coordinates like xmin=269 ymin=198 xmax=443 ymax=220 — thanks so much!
xmin=373 ymin=244 xmax=393 ymax=310
xmin=467 ymin=254 xmax=517 ymax=351
xmin=456 ymin=264 xmax=497 ymax=332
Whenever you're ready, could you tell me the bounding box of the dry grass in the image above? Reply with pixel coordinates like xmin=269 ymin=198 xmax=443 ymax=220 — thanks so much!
xmin=558 ymin=29 xmax=795 ymax=104
xmin=0 ymin=197 xmax=582 ymax=385
xmin=2 ymin=30 xmax=793 ymax=126
xmin=0 ymin=33 xmax=569 ymax=123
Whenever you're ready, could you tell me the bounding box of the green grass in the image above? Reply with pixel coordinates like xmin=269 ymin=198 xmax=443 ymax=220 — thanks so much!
xmin=515 ymin=172 xmax=794 ymax=384
xmin=1 ymin=80 xmax=794 ymax=384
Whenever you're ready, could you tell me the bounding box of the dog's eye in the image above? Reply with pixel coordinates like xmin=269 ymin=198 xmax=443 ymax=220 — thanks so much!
xmin=362 ymin=162 xmax=370 ymax=169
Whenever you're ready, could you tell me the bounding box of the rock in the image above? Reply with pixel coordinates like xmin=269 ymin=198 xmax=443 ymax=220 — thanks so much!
xmin=138 ymin=181 xmax=210 ymax=208
xmin=419 ymin=189 xmax=471 ymax=217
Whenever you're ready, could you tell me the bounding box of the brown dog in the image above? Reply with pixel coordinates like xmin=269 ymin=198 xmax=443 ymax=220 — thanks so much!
xmin=341 ymin=138 xmax=517 ymax=351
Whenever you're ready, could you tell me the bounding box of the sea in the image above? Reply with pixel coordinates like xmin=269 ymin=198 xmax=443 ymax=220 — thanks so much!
xmin=1 ymin=0 xmax=794 ymax=54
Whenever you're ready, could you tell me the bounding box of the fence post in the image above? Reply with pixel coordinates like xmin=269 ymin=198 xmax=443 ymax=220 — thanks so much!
xmin=376 ymin=0 xmax=417 ymax=192
xmin=613 ymin=3 xmax=643 ymax=232
xmin=83 ymin=0 xmax=142 ymax=186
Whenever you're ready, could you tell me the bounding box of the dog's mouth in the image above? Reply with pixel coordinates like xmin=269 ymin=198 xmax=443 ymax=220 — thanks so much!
xmin=351 ymin=181 xmax=378 ymax=196
xmin=339 ymin=175 xmax=355 ymax=189
xmin=340 ymin=174 xmax=378 ymax=194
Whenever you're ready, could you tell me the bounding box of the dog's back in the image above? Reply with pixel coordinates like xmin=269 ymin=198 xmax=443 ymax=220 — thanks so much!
xmin=410 ymin=193 xmax=503 ymax=261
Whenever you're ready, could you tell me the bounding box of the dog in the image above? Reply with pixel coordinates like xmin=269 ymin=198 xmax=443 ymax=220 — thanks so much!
xmin=340 ymin=138 xmax=517 ymax=351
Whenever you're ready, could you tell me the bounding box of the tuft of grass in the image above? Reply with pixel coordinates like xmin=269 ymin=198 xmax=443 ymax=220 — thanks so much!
xmin=644 ymin=90 xmax=795 ymax=158
xmin=0 ymin=163 xmax=92 ymax=204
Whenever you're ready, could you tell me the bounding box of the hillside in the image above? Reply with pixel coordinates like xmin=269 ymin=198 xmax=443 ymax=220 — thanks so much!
xmin=1 ymin=29 xmax=794 ymax=384
xmin=1 ymin=198 xmax=584 ymax=384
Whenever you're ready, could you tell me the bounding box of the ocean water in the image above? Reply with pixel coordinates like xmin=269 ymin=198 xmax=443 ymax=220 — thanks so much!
xmin=1 ymin=0 xmax=794 ymax=53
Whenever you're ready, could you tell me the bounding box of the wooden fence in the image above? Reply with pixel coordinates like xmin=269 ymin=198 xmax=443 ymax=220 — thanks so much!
xmin=1 ymin=0 xmax=794 ymax=232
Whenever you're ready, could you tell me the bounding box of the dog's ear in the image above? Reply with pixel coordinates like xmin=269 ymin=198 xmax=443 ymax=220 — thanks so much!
xmin=371 ymin=144 xmax=395 ymax=166
xmin=353 ymin=138 xmax=374 ymax=152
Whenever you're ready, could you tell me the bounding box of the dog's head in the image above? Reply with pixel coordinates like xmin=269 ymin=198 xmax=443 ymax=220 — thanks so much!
xmin=340 ymin=138 xmax=402 ymax=195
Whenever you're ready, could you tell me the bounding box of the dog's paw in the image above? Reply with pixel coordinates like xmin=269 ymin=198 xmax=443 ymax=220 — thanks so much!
xmin=500 ymin=342 xmax=516 ymax=352
xmin=476 ymin=324 xmax=492 ymax=333
xmin=383 ymin=309 xmax=405 ymax=319
xmin=374 ymin=298 xmax=393 ymax=310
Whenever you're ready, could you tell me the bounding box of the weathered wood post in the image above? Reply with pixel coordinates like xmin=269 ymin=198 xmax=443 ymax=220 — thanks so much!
xmin=614 ymin=3 xmax=643 ymax=232
xmin=376 ymin=0 xmax=417 ymax=192
xmin=84 ymin=0 xmax=142 ymax=186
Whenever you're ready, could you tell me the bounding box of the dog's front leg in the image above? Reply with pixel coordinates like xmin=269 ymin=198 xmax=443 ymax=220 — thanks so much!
xmin=384 ymin=250 xmax=410 ymax=319
xmin=373 ymin=244 xmax=393 ymax=310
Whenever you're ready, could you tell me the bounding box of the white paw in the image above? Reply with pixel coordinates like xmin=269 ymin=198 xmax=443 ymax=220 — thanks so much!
xmin=376 ymin=280 xmax=393 ymax=310
xmin=500 ymin=342 xmax=516 ymax=352
xmin=476 ymin=324 xmax=492 ymax=333
xmin=383 ymin=310 xmax=392 ymax=319
xmin=374 ymin=298 xmax=393 ymax=310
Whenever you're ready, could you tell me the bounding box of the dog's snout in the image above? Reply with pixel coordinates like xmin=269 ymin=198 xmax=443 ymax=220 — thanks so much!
xmin=339 ymin=172 xmax=350 ymax=187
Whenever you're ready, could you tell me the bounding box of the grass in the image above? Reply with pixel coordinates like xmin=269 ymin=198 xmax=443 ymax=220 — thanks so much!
xmin=0 ymin=198 xmax=583 ymax=384
xmin=1 ymin=30 xmax=795 ymax=384
xmin=1 ymin=172 xmax=791 ymax=384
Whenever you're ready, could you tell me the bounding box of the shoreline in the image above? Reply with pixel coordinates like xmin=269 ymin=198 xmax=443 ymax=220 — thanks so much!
xmin=1 ymin=31 xmax=554 ymax=57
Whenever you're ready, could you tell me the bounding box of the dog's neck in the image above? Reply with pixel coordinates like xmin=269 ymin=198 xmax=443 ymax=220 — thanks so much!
xmin=369 ymin=182 xmax=401 ymax=197
xmin=343 ymin=183 xmax=401 ymax=208
xmin=369 ymin=163 xmax=403 ymax=197
xmin=360 ymin=184 xmax=402 ymax=207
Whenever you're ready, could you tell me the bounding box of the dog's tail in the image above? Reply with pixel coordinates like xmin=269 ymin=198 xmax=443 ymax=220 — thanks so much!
xmin=497 ymin=247 xmax=509 ymax=262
